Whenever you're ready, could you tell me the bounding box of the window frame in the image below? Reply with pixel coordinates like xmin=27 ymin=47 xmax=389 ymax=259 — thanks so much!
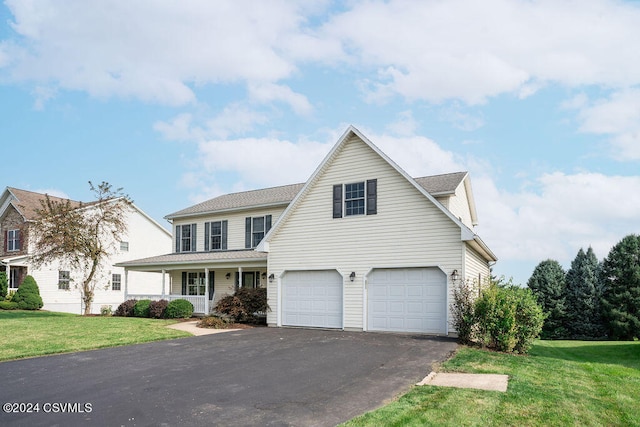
xmin=7 ymin=229 xmax=21 ymax=252
xmin=333 ymin=179 xmax=377 ymax=218
xmin=187 ymin=272 xmax=206 ymax=296
xmin=58 ymin=271 xmax=70 ymax=290
xmin=119 ymin=241 xmax=129 ymax=252
xmin=112 ymin=273 xmax=122 ymax=291
xmin=175 ymin=223 xmax=197 ymax=253
xmin=344 ymin=182 xmax=365 ymax=216
xmin=205 ymin=220 xmax=228 ymax=251
xmin=245 ymin=215 xmax=272 ymax=248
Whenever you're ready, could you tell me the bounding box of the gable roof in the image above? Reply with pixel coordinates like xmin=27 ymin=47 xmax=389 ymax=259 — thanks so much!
xmin=414 ymin=172 xmax=467 ymax=195
xmin=0 ymin=187 xmax=171 ymax=238
xmin=257 ymin=125 xmax=496 ymax=262
xmin=0 ymin=187 xmax=83 ymax=221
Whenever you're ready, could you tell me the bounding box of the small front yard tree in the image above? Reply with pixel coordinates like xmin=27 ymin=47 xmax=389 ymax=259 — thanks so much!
xmin=0 ymin=271 xmax=7 ymax=300
xmin=30 ymin=182 xmax=133 ymax=315
xmin=600 ymin=234 xmax=640 ymax=340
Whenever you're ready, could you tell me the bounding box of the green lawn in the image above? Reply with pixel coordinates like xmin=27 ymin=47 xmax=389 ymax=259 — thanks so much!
xmin=344 ymin=340 xmax=640 ymax=426
xmin=0 ymin=310 xmax=190 ymax=362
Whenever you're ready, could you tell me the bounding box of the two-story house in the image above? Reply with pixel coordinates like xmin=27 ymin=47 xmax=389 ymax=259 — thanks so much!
xmin=119 ymin=126 xmax=497 ymax=335
xmin=0 ymin=187 xmax=172 ymax=314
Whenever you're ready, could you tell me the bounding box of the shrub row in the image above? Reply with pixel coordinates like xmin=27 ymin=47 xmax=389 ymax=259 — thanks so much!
xmin=114 ymin=298 xmax=193 ymax=319
xmin=451 ymin=279 xmax=545 ymax=354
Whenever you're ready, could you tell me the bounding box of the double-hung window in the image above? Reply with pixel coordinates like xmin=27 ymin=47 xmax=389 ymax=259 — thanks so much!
xmin=205 ymin=220 xmax=228 ymax=251
xmin=58 ymin=271 xmax=70 ymax=290
xmin=175 ymin=224 xmax=197 ymax=253
xmin=186 ymin=272 xmax=206 ymax=296
xmin=7 ymin=229 xmax=21 ymax=252
xmin=333 ymin=179 xmax=377 ymax=218
xmin=245 ymin=215 xmax=272 ymax=248
xmin=112 ymin=274 xmax=121 ymax=291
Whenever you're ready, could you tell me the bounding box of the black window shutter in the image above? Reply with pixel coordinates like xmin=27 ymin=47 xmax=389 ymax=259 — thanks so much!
xmin=208 ymin=273 xmax=215 ymax=300
xmin=191 ymin=224 xmax=197 ymax=252
xmin=265 ymin=215 xmax=272 ymax=233
xmin=366 ymin=179 xmax=377 ymax=215
xmin=221 ymin=220 xmax=228 ymax=250
xmin=204 ymin=222 xmax=210 ymax=251
xmin=181 ymin=272 xmax=187 ymax=295
xmin=245 ymin=217 xmax=252 ymax=248
xmin=333 ymin=185 xmax=343 ymax=218
xmin=175 ymin=226 xmax=181 ymax=253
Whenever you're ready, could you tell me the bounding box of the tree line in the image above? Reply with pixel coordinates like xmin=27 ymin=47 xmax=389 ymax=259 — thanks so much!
xmin=527 ymin=234 xmax=640 ymax=341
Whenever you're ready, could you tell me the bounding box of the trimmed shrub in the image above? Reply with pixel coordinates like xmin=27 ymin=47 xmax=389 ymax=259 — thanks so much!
xmin=133 ymin=299 xmax=152 ymax=318
xmin=165 ymin=299 xmax=194 ymax=319
xmin=149 ymin=299 xmax=169 ymax=319
xmin=197 ymin=315 xmax=231 ymax=329
xmin=12 ymin=275 xmax=43 ymax=310
xmin=100 ymin=305 xmax=112 ymax=316
xmin=512 ymin=287 xmax=545 ymax=353
xmin=215 ymin=287 xmax=269 ymax=323
xmin=114 ymin=299 xmax=138 ymax=317
xmin=0 ymin=301 xmax=19 ymax=310
xmin=0 ymin=271 xmax=7 ymax=300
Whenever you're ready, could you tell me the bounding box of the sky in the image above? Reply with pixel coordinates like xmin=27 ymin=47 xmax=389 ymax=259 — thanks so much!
xmin=1 ymin=0 xmax=639 ymax=285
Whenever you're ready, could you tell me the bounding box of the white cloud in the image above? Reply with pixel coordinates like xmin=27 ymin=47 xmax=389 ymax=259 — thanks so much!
xmin=572 ymin=88 xmax=640 ymax=160
xmin=324 ymin=0 xmax=640 ymax=103
xmin=386 ymin=110 xmax=419 ymax=136
xmin=1 ymin=0 xmax=332 ymax=106
xmin=474 ymin=171 xmax=640 ymax=283
xmin=248 ymin=83 xmax=313 ymax=116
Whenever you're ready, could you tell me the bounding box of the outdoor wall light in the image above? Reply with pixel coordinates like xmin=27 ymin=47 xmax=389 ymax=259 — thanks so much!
xmin=225 ymin=273 xmax=231 ymax=279
xmin=349 ymin=271 xmax=356 ymax=282
xmin=268 ymin=273 xmax=275 ymax=283
xmin=451 ymin=269 xmax=459 ymax=282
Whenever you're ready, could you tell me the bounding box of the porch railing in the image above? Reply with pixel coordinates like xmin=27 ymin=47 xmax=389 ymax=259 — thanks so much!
xmin=126 ymin=294 xmax=211 ymax=314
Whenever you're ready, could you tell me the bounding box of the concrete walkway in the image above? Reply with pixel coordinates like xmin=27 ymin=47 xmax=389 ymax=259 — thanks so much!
xmin=418 ymin=371 xmax=509 ymax=392
xmin=166 ymin=320 xmax=242 ymax=336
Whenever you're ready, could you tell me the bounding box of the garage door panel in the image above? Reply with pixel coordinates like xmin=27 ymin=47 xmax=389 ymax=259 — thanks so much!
xmin=368 ymin=268 xmax=447 ymax=334
xmin=282 ymin=270 xmax=342 ymax=329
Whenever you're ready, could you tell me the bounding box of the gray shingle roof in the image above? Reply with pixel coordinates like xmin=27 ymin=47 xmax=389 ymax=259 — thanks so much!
xmin=166 ymin=183 xmax=305 ymax=219
xmin=117 ymin=249 xmax=267 ymax=268
xmin=414 ymin=172 xmax=467 ymax=196
xmin=166 ymin=172 xmax=467 ymax=219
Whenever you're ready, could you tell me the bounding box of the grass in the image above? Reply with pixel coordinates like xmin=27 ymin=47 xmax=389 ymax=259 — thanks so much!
xmin=344 ymin=340 xmax=640 ymax=426
xmin=0 ymin=310 xmax=191 ymax=362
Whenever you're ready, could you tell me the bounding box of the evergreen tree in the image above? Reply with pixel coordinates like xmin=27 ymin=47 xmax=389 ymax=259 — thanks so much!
xmin=0 ymin=271 xmax=7 ymax=300
xmin=600 ymin=234 xmax=640 ymax=340
xmin=12 ymin=275 xmax=43 ymax=310
xmin=565 ymin=247 xmax=606 ymax=339
xmin=527 ymin=259 xmax=567 ymax=339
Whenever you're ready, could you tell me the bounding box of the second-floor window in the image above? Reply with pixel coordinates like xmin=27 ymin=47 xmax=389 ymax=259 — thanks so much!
xmin=112 ymin=274 xmax=121 ymax=291
xmin=175 ymin=223 xmax=196 ymax=253
xmin=333 ymin=179 xmax=377 ymax=218
xmin=6 ymin=229 xmax=21 ymax=252
xmin=245 ymin=215 xmax=272 ymax=248
xmin=205 ymin=220 xmax=228 ymax=251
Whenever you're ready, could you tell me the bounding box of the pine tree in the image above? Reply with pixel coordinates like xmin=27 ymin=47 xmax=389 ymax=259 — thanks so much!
xmin=600 ymin=234 xmax=640 ymax=340
xmin=527 ymin=259 xmax=567 ymax=339
xmin=565 ymin=247 xmax=606 ymax=339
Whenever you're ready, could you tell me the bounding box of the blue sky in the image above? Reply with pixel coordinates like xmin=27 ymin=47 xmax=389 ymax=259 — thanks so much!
xmin=1 ymin=0 xmax=639 ymax=285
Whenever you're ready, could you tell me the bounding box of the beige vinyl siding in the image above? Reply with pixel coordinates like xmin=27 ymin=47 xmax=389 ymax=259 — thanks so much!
xmin=464 ymin=243 xmax=491 ymax=290
xmin=172 ymin=206 xmax=287 ymax=252
xmin=447 ymin=182 xmax=474 ymax=229
xmin=267 ymin=135 xmax=463 ymax=330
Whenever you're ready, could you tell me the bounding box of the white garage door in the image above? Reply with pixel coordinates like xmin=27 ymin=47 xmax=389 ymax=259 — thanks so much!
xmin=282 ymin=270 xmax=343 ymax=329
xmin=367 ymin=268 xmax=447 ymax=334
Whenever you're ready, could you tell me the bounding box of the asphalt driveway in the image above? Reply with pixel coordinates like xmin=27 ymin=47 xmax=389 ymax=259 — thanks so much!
xmin=0 ymin=327 xmax=457 ymax=426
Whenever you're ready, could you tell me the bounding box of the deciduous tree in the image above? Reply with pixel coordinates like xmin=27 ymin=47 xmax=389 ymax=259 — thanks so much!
xmin=30 ymin=182 xmax=132 ymax=315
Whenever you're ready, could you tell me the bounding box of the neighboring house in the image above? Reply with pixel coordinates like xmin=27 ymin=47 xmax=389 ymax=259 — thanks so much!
xmin=119 ymin=126 xmax=497 ymax=334
xmin=0 ymin=187 xmax=172 ymax=314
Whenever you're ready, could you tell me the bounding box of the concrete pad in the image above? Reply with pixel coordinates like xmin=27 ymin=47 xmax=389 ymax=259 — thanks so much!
xmin=166 ymin=320 xmax=241 ymax=336
xmin=418 ymin=371 xmax=509 ymax=392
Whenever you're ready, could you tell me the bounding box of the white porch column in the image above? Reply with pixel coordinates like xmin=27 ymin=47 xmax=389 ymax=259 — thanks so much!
xmin=204 ymin=268 xmax=209 ymax=314
xmin=6 ymin=264 xmax=10 ymax=288
xmin=161 ymin=269 xmax=166 ymax=298
xmin=238 ymin=267 xmax=243 ymax=288
xmin=124 ymin=268 xmax=129 ymax=299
